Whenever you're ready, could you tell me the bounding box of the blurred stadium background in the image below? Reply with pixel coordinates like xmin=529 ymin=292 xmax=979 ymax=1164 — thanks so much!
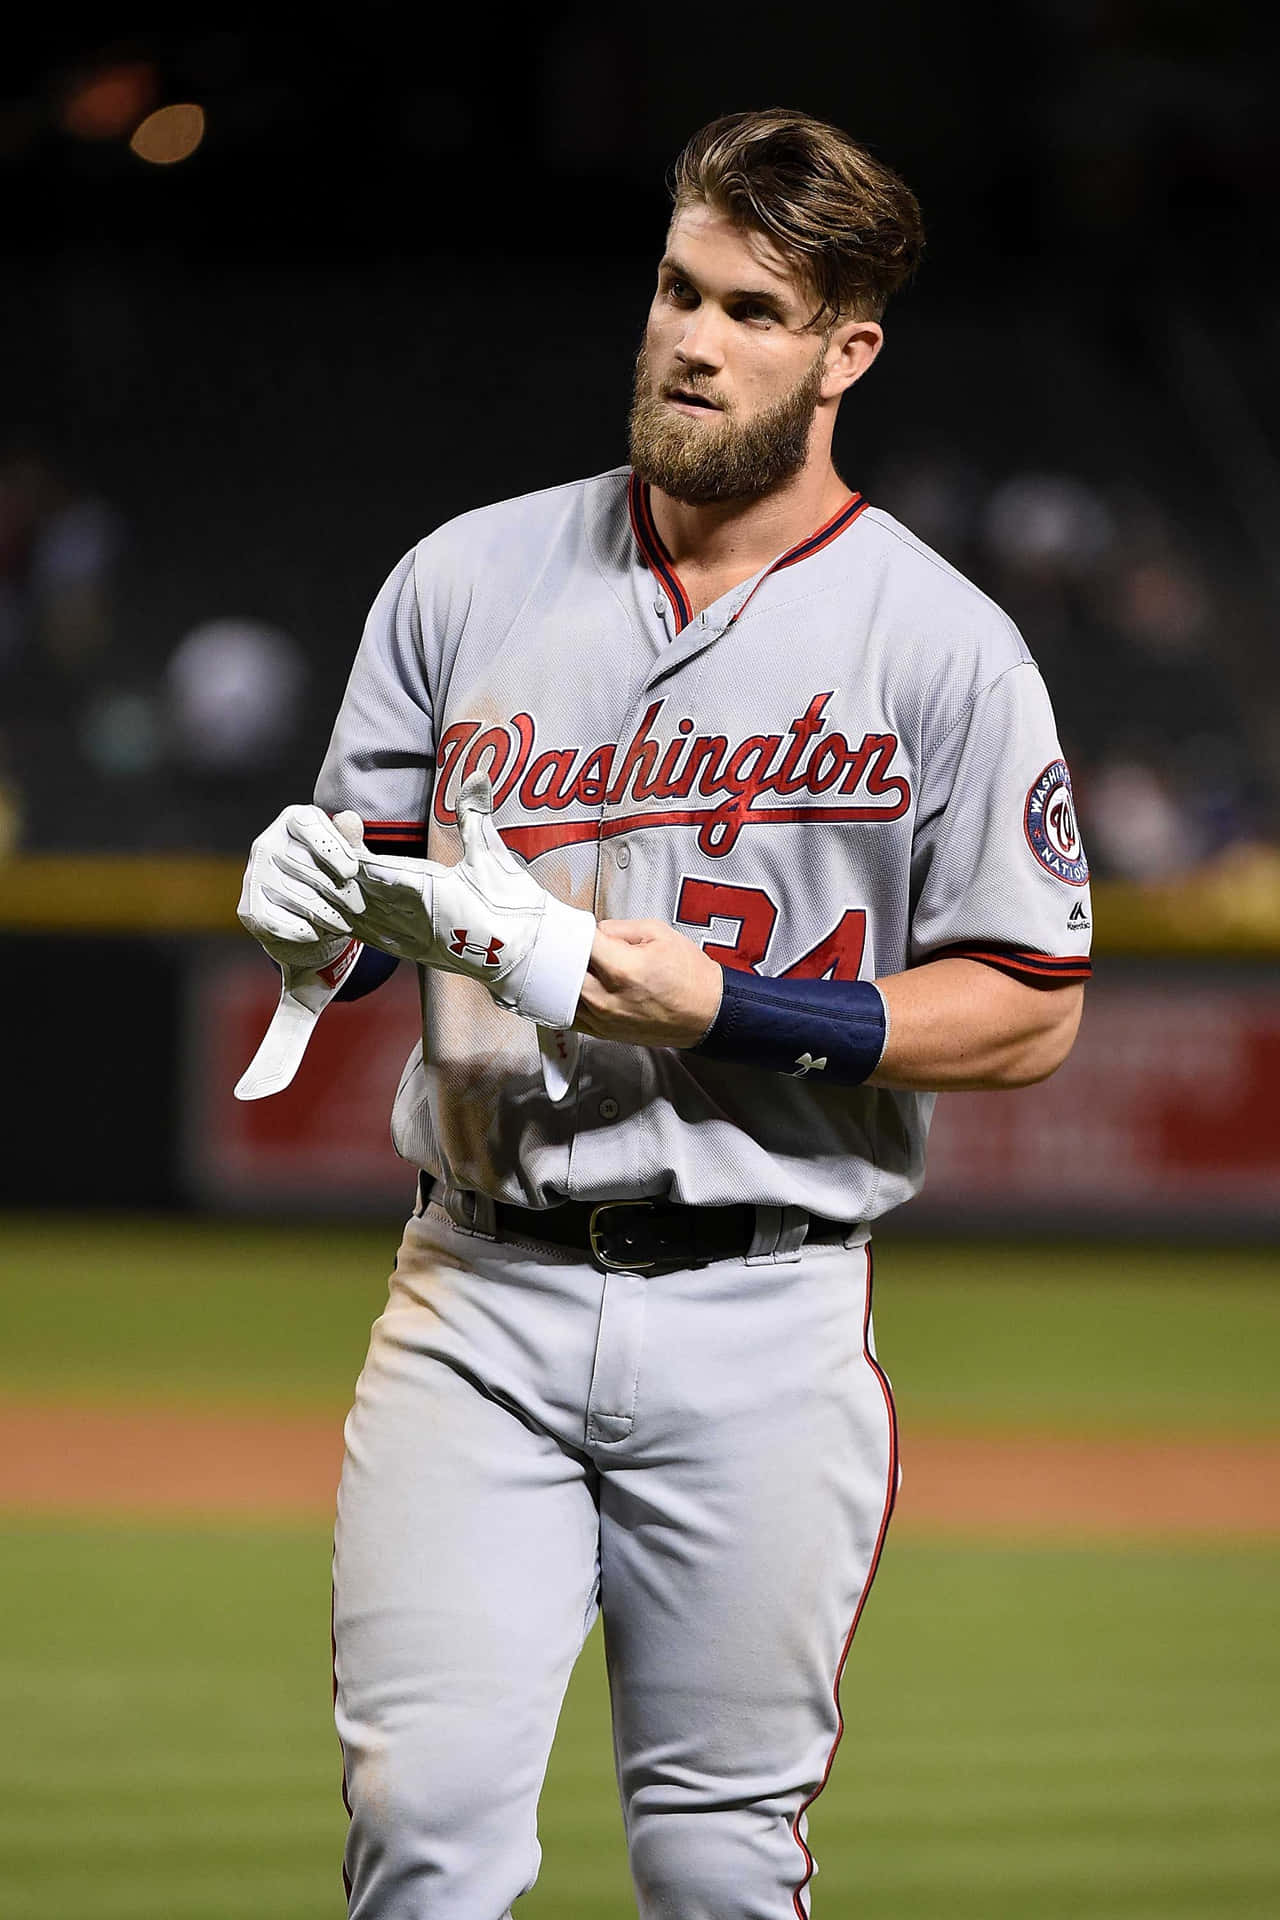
xmin=2 ymin=10 xmax=1277 ymax=1917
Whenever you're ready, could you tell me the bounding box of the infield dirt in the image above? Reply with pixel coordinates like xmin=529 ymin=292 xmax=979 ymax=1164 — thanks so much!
xmin=3 ymin=1398 xmax=1278 ymax=1537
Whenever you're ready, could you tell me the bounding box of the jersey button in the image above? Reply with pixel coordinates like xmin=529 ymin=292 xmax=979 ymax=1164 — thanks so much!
xmin=615 ymin=845 xmax=631 ymax=869
xmin=599 ymin=1097 xmax=620 ymax=1120
xmin=653 ymin=598 xmax=667 ymax=616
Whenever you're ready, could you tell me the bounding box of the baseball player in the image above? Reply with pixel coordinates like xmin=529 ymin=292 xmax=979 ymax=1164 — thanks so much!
xmin=237 ymin=109 xmax=1091 ymax=1918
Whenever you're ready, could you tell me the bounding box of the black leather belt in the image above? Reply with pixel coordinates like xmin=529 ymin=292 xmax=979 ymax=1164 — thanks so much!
xmin=501 ymin=1196 xmax=764 ymax=1273
xmin=423 ymin=1178 xmax=849 ymax=1274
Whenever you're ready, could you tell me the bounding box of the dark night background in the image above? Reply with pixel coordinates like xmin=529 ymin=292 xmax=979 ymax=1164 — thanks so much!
xmin=3 ymin=31 xmax=1278 ymax=1916
xmin=3 ymin=5 xmax=1279 ymax=876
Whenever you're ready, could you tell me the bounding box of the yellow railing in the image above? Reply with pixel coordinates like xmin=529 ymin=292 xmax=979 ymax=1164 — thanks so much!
xmin=0 ymin=855 xmax=243 ymax=934
xmin=2 ymin=848 xmax=1279 ymax=954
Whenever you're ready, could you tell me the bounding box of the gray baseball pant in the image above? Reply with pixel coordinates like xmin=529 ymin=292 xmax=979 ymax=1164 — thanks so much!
xmin=331 ymin=1197 xmax=897 ymax=1918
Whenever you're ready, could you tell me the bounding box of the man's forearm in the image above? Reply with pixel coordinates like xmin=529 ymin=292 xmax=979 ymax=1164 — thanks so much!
xmin=872 ymin=958 xmax=1083 ymax=1090
xmin=577 ymin=923 xmax=1083 ymax=1092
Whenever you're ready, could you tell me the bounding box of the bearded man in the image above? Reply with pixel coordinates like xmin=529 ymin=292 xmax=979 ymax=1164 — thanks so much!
xmin=237 ymin=108 xmax=1091 ymax=1919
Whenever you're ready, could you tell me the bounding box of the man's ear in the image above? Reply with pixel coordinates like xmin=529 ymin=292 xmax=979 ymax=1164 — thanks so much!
xmin=821 ymin=318 xmax=884 ymax=400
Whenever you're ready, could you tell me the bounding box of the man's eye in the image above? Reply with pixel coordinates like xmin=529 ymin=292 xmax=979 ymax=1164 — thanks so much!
xmin=737 ymin=303 xmax=775 ymax=324
xmin=666 ymin=279 xmax=696 ymax=304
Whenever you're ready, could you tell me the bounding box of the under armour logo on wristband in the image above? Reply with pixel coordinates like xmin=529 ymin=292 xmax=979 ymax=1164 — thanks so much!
xmin=792 ymin=1052 xmax=828 ymax=1075
xmin=448 ymin=929 xmax=505 ymax=966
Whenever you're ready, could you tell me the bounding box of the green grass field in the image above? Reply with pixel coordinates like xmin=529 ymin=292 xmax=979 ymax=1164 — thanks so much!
xmin=4 ymin=1528 xmax=1277 ymax=1919
xmin=2 ymin=1216 xmax=1277 ymax=1429
xmin=1 ymin=1218 xmax=1278 ymax=1917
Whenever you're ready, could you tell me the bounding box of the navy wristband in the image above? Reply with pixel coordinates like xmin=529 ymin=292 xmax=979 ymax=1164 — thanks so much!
xmin=335 ymin=944 xmax=400 ymax=1002
xmin=690 ymin=966 xmax=888 ymax=1085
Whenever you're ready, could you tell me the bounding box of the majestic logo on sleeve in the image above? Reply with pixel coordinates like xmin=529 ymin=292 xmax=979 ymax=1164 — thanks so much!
xmin=1024 ymin=759 xmax=1089 ymax=885
xmin=432 ymin=693 xmax=911 ymax=859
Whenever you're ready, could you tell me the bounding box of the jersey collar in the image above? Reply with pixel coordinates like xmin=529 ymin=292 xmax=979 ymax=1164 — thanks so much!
xmin=627 ymin=471 xmax=867 ymax=635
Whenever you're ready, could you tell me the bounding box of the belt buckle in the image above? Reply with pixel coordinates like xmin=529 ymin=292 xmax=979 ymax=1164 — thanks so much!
xmin=588 ymin=1200 xmax=657 ymax=1273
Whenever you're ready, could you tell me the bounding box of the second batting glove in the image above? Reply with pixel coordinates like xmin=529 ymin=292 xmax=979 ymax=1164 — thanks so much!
xmin=344 ymin=773 xmax=596 ymax=1031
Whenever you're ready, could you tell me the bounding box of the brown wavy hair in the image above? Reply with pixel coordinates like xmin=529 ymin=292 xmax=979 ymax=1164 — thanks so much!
xmin=670 ymin=109 xmax=924 ymax=326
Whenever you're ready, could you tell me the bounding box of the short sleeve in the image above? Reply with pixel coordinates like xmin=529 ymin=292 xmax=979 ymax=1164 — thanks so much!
xmin=314 ymin=548 xmax=434 ymax=855
xmin=909 ymin=662 xmax=1092 ymax=988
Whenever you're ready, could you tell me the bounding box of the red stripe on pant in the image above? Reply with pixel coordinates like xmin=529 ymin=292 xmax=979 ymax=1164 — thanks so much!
xmin=332 ymin=1579 xmax=354 ymax=1901
xmin=790 ymin=1245 xmax=899 ymax=1917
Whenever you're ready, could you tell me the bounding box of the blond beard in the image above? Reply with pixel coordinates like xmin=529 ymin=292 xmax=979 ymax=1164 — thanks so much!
xmin=628 ymin=340 xmax=828 ymax=506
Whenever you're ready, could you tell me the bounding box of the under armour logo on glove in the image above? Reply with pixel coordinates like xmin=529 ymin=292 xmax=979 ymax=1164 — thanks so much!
xmin=792 ymin=1052 xmax=828 ymax=1075
xmin=447 ymin=929 xmax=505 ymax=966
xmin=308 ymin=774 xmax=596 ymax=1114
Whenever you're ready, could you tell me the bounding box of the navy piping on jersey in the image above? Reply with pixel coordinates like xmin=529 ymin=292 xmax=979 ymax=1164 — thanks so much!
xmin=362 ymin=819 xmax=429 ymax=857
xmin=628 ymin=474 xmax=694 ymax=629
xmin=927 ymin=941 xmax=1093 ymax=987
xmin=627 ymin=471 xmax=867 ymax=636
xmin=768 ymin=492 xmax=867 ymax=571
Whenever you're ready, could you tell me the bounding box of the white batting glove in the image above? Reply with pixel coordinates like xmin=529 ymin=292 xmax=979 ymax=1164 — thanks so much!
xmin=341 ymin=774 xmax=594 ymax=1100
xmin=234 ymin=805 xmax=367 ymax=1101
xmin=347 ymin=773 xmax=595 ymax=1025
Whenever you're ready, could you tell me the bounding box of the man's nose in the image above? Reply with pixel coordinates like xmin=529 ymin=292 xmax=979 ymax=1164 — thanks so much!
xmin=674 ymin=310 xmax=726 ymax=373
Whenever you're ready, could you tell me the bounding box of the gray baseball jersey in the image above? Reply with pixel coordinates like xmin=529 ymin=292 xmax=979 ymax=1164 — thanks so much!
xmin=315 ymin=466 xmax=1091 ymax=1222
xmin=324 ymin=465 xmax=1092 ymax=1918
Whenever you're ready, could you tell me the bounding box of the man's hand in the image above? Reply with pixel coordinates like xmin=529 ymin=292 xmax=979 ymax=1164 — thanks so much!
xmin=234 ymin=804 xmax=368 ymax=1101
xmin=574 ymin=919 xmax=724 ymax=1048
xmin=342 ymin=773 xmax=595 ymax=1031
xmin=237 ymin=803 xmax=366 ymax=970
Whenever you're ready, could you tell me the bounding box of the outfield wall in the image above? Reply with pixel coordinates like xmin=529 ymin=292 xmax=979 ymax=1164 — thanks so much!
xmin=4 ymin=926 xmax=1277 ymax=1236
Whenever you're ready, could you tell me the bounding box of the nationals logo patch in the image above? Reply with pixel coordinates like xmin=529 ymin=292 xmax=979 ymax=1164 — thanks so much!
xmin=1024 ymin=759 xmax=1089 ymax=885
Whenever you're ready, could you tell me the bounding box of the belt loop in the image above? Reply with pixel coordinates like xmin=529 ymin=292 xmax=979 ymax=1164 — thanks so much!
xmin=441 ymin=1184 xmax=497 ymax=1240
xmin=744 ymin=1205 xmax=805 ymax=1267
xmin=745 ymin=1204 xmax=781 ymax=1264
xmin=470 ymin=1191 xmax=498 ymax=1237
xmin=746 ymin=1206 xmax=807 ymax=1264
xmin=772 ymin=1205 xmax=809 ymax=1263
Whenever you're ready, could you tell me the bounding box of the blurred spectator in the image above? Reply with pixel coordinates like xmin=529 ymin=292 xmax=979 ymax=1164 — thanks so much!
xmin=979 ymin=471 xmax=1115 ymax=583
xmin=874 ymin=441 xmax=1274 ymax=885
xmin=0 ymin=16 xmax=1273 ymax=888
xmin=1084 ymin=758 xmax=1202 ymax=881
xmin=2 ymin=326 xmax=1274 ymax=872
xmin=0 ymin=449 xmax=62 ymax=671
xmin=868 ymin=445 xmax=984 ymax=563
xmin=1107 ymin=553 xmax=1209 ymax=664
xmin=0 ymin=444 xmax=129 ymax=854
xmin=33 ymin=494 xmax=124 ymax=670
xmin=0 ymin=743 xmax=21 ymax=857
xmin=0 ymin=445 xmax=122 ymax=674
xmin=77 ymin=687 xmax=164 ymax=779
xmin=164 ymin=618 xmax=308 ymax=772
